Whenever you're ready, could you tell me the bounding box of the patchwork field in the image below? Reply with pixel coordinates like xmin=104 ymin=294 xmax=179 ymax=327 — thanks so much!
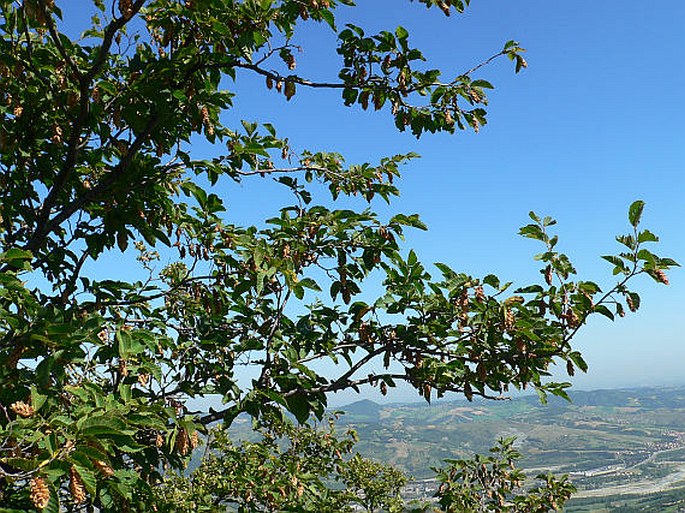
xmin=334 ymin=386 xmax=685 ymax=511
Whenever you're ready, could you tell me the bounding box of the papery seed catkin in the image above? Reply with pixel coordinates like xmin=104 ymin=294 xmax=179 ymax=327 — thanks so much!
xmin=69 ymin=466 xmax=86 ymax=504
xmin=95 ymin=460 xmax=115 ymax=477
xmin=30 ymin=477 xmax=50 ymax=510
xmin=10 ymin=400 xmax=34 ymax=418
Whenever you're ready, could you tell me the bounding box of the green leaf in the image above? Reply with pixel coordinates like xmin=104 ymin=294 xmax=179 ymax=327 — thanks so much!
xmin=30 ymin=385 xmax=47 ymax=412
xmin=637 ymin=229 xmax=659 ymax=243
xmin=636 ymin=248 xmax=657 ymax=264
xmin=482 ymin=274 xmax=500 ymax=289
xmin=0 ymin=248 xmax=33 ymax=269
xmin=519 ymin=224 xmax=544 ymax=240
xmin=298 ymin=277 xmax=321 ymax=292
xmin=285 ymin=393 xmax=311 ymax=424
xmin=628 ymin=200 xmax=645 ymax=227
xmin=116 ymin=329 xmax=133 ymax=358
xmin=568 ymin=351 xmax=588 ymax=373
xmin=601 ymin=255 xmax=628 ymax=274
xmin=120 ymin=383 xmax=132 ymax=403
xmin=80 ymin=415 xmax=135 ymax=437
xmin=593 ymin=305 xmax=614 ymax=320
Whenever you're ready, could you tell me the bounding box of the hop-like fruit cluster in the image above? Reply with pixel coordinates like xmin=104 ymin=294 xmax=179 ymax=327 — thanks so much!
xmin=118 ymin=358 xmax=129 ymax=377
xmin=69 ymin=466 xmax=86 ymax=504
xmin=654 ymin=269 xmax=669 ymax=285
xmin=503 ymin=308 xmax=515 ymax=331
xmin=565 ymin=309 xmax=580 ymax=329
xmin=10 ymin=400 xmax=34 ymax=418
xmin=30 ymin=476 xmax=51 ymax=510
xmin=95 ymin=460 xmax=115 ymax=477
xmin=437 ymin=1 xmax=451 ymax=16
xmin=97 ymin=328 xmax=108 ymax=343
xmin=51 ymin=125 xmax=63 ymax=144
xmin=284 ymin=81 xmax=296 ymax=101
xmin=474 ymin=286 xmax=485 ymax=302
xmin=626 ymin=295 xmax=636 ymax=312
xmin=175 ymin=428 xmax=189 ymax=456
xmin=200 ymin=106 xmax=214 ymax=136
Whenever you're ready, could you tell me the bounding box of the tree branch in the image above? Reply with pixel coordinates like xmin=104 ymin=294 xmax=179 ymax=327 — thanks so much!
xmin=25 ymin=0 xmax=146 ymax=256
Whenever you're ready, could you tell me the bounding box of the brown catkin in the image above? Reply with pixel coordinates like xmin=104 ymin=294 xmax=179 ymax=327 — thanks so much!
xmin=477 ymin=361 xmax=487 ymax=381
xmin=626 ymin=295 xmax=636 ymax=312
xmin=654 ymin=269 xmax=669 ymax=285
xmin=69 ymin=466 xmax=86 ymax=504
xmin=474 ymin=286 xmax=485 ymax=302
xmin=200 ymin=106 xmax=210 ymax=126
xmin=113 ymin=108 xmax=121 ymax=127
xmin=463 ymin=381 xmax=473 ymax=401
xmin=30 ymin=476 xmax=51 ymax=510
xmin=51 ymin=125 xmax=63 ymax=144
xmin=190 ymin=430 xmax=199 ymax=449
xmin=10 ymin=400 xmax=34 ymax=418
xmin=503 ymin=309 xmax=515 ymax=331
xmin=94 ymin=460 xmax=115 ymax=477
xmin=155 ymin=433 xmax=165 ymax=448
xmin=176 ymin=428 xmax=189 ymax=456
xmin=284 ymin=81 xmax=296 ymax=101
xmin=444 ymin=109 xmax=453 ymax=125
xmin=566 ymin=360 xmax=575 ymax=377
xmin=200 ymin=106 xmax=214 ymax=135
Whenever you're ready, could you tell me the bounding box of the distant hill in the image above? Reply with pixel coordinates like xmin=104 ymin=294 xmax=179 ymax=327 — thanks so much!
xmin=333 ymin=385 xmax=685 ymax=424
xmin=334 ymin=398 xmax=383 ymax=423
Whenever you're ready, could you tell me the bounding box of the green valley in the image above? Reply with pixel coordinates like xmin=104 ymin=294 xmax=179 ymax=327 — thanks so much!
xmin=331 ymin=386 xmax=685 ymax=511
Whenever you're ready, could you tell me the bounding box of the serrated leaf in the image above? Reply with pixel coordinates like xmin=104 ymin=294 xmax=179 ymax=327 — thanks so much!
xmin=73 ymin=464 xmax=98 ymax=495
xmin=628 ymin=200 xmax=645 ymax=227
xmin=395 ymin=26 xmax=408 ymax=40
xmin=593 ymin=304 xmax=614 ymax=320
xmin=80 ymin=415 xmax=134 ymax=437
xmin=637 ymin=229 xmax=659 ymax=243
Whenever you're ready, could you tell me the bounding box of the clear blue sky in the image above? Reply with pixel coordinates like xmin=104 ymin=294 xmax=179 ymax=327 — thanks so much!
xmin=67 ymin=2 xmax=685 ymax=400
xmin=226 ymin=0 xmax=684 ymax=397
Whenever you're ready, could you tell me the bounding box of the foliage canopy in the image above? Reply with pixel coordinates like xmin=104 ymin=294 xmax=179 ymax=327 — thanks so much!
xmin=0 ymin=0 xmax=676 ymax=511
